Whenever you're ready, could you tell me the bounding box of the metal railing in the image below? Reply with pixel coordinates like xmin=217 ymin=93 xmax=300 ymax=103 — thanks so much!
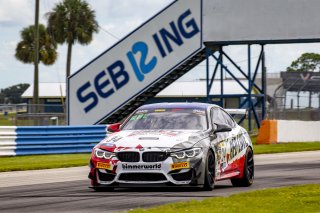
xmin=0 ymin=104 xmax=66 ymax=126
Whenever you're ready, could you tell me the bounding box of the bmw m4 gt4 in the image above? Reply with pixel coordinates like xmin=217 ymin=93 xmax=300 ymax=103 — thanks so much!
xmin=89 ymin=103 xmax=254 ymax=191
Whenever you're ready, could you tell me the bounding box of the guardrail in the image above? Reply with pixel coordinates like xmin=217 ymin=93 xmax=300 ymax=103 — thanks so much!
xmin=0 ymin=125 xmax=107 ymax=156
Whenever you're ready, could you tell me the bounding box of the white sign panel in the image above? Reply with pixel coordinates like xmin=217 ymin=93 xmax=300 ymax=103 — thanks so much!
xmin=68 ymin=0 xmax=202 ymax=125
xmin=203 ymin=0 xmax=320 ymax=43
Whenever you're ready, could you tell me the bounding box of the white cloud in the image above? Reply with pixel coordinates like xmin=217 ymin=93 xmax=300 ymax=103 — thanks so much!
xmin=0 ymin=0 xmax=33 ymax=27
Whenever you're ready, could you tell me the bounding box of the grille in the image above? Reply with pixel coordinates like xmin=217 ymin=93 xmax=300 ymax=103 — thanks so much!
xmin=97 ymin=170 xmax=116 ymax=182
xmin=171 ymin=170 xmax=193 ymax=181
xmin=117 ymin=152 xmax=140 ymax=162
xmin=142 ymin=152 xmax=168 ymax=162
xmin=118 ymin=173 xmax=167 ymax=182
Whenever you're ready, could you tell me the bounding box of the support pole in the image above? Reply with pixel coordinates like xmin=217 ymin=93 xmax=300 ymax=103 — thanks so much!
xmin=261 ymin=45 xmax=267 ymax=120
xmin=33 ymin=0 xmax=40 ymax=125
xmin=309 ymin=91 xmax=312 ymax=108
xmin=248 ymin=45 xmax=252 ymax=131
xmin=220 ymin=46 xmax=224 ymax=107
xmin=206 ymin=48 xmax=210 ymax=103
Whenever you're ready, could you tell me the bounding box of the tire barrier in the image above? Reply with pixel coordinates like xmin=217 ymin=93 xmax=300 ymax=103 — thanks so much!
xmin=0 ymin=125 xmax=107 ymax=156
xmin=257 ymin=120 xmax=320 ymax=144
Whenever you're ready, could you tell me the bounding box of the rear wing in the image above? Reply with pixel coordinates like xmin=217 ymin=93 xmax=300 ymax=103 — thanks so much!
xmin=225 ymin=109 xmax=247 ymax=116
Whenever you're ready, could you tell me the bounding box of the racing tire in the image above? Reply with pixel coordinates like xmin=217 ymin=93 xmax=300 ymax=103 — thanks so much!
xmin=231 ymin=147 xmax=254 ymax=187
xmin=202 ymin=150 xmax=215 ymax=191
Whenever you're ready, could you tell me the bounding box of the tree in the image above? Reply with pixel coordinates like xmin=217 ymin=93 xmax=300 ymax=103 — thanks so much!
xmin=0 ymin=84 xmax=30 ymax=104
xmin=15 ymin=23 xmax=58 ymax=114
xmin=286 ymin=53 xmax=320 ymax=72
xmin=15 ymin=24 xmax=58 ymax=65
xmin=47 ymin=0 xmax=99 ymax=78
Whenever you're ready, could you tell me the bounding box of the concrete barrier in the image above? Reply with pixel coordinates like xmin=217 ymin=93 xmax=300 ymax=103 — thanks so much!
xmin=0 ymin=125 xmax=107 ymax=156
xmin=257 ymin=120 xmax=320 ymax=144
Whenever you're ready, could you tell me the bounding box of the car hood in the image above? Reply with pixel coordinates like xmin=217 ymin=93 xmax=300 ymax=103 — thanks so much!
xmin=97 ymin=130 xmax=206 ymax=151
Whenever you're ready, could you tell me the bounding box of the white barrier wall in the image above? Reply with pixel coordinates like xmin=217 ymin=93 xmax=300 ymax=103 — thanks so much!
xmin=277 ymin=120 xmax=320 ymax=143
xmin=0 ymin=125 xmax=107 ymax=156
xmin=0 ymin=126 xmax=17 ymax=156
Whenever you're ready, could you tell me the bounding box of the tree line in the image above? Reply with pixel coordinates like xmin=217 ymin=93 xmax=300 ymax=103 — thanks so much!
xmin=0 ymin=84 xmax=30 ymax=104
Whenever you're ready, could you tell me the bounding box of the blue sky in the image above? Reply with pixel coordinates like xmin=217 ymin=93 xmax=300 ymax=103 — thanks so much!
xmin=0 ymin=0 xmax=320 ymax=89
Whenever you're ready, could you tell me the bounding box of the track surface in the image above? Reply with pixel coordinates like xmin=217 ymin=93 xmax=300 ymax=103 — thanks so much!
xmin=0 ymin=151 xmax=319 ymax=213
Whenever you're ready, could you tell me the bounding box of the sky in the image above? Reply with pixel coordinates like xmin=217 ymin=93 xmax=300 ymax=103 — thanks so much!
xmin=1 ymin=0 xmax=320 ymax=90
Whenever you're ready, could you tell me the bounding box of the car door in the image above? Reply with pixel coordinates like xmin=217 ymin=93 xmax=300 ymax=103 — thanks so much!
xmin=211 ymin=107 xmax=239 ymax=178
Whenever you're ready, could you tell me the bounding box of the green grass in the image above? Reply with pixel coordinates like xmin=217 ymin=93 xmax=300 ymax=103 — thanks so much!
xmin=0 ymin=135 xmax=319 ymax=172
xmin=1 ymin=142 xmax=320 ymax=172
xmin=0 ymin=153 xmax=91 ymax=172
xmin=129 ymin=184 xmax=320 ymax=213
xmin=0 ymin=112 xmax=16 ymax=126
xmin=253 ymin=142 xmax=320 ymax=154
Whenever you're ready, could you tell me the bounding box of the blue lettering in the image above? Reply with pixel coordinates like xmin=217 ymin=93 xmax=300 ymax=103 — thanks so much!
xmin=178 ymin=9 xmax=199 ymax=39
xmin=94 ymin=70 xmax=114 ymax=98
xmin=107 ymin=60 xmax=130 ymax=89
xmin=153 ymin=33 xmax=166 ymax=58
xmin=127 ymin=41 xmax=157 ymax=82
xmin=152 ymin=9 xmax=199 ymax=58
xmin=77 ymin=82 xmax=98 ymax=113
xmin=159 ymin=21 xmax=183 ymax=54
xmin=127 ymin=50 xmax=143 ymax=81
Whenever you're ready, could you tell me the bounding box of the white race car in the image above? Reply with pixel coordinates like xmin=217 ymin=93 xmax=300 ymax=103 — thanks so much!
xmin=89 ymin=102 xmax=254 ymax=191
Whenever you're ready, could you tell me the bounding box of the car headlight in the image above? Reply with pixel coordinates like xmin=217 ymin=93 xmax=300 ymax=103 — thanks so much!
xmin=170 ymin=148 xmax=202 ymax=159
xmin=94 ymin=148 xmax=116 ymax=159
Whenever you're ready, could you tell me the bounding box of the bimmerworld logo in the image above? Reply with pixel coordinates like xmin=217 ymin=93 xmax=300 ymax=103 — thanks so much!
xmin=122 ymin=163 xmax=162 ymax=170
xmin=76 ymin=9 xmax=200 ymax=113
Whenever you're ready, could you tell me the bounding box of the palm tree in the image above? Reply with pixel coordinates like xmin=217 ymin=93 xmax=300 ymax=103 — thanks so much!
xmin=46 ymin=0 xmax=99 ymax=78
xmin=15 ymin=24 xmax=57 ymax=113
xmin=15 ymin=24 xmax=58 ymax=65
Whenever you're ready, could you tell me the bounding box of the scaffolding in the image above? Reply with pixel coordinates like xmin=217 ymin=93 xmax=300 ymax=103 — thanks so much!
xmin=205 ymin=45 xmax=267 ymax=131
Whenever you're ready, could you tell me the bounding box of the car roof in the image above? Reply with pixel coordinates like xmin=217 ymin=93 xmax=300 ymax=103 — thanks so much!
xmin=138 ymin=102 xmax=220 ymax=110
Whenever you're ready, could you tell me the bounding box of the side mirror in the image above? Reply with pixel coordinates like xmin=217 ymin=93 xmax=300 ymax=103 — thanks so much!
xmin=214 ymin=123 xmax=232 ymax=134
xmin=107 ymin=123 xmax=121 ymax=133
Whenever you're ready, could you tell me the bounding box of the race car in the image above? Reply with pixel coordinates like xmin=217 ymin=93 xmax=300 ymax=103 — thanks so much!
xmin=88 ymin=102 xmax=254 ymax=191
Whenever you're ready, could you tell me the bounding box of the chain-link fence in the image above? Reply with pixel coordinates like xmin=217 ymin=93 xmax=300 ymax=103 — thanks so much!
xmin=269 ymin=75 xmax=320 ymax=121
xmin=0 ymin=104 xmax=66 ymax=126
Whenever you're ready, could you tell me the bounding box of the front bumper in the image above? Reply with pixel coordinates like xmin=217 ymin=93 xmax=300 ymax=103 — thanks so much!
xmin=89 ymin=151 xmax=204 ymax=186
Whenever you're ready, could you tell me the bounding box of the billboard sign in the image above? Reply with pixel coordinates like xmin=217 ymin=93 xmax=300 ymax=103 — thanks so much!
xmin=68 ymin=0 xmax=202 ymax=125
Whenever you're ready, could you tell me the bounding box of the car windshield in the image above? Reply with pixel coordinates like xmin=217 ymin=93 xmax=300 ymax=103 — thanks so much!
xmin=122 ymin=108 xmax=207 ymax=130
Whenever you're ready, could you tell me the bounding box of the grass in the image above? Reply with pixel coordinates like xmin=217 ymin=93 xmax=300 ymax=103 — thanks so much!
xmin=1 ymin=142 xmax=320 ymax=172
xmin=0 ymin=112 xmax=16 ymax=126
xmin=253 ymin=142 xmax=320 ymax=154
xmin=250 ymin=134 xmax=320 ymax=154
xmin=129 ymin=184 xmax=320 ymax=213
xmin=0 ymin=153 xmax=91 ymax=172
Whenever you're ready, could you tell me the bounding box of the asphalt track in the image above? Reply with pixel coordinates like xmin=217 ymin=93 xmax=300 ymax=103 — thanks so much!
xmin=0 ymin=151 xmax=319 ymax=213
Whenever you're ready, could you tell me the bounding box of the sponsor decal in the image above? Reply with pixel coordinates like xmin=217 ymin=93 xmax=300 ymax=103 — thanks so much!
xmin=229 ymin=135 xmax=247 ymax=160
xmin=130 ymin=113 xmax=148 ymax=121
xmin=101 ymin=142 xmax=115 ymax=147
xmin=127 ymin=130 xmax=182 ymax=137
xmin=122 ymin=163 xmax=161 ymax=170
xmin=171 ymin=162 xmax=189 ymax=170
xmin=192 ymin=109 xmax=205 ymax=115
xmin=104 ymin=135 xmax=122 ymax=143
xmin=136 ymin=110 xmax=148 ymax=114
xmin=154 ymin=109 xmax=166 ymax=112
xmin=96 ymin=162 xmax=112 ymax=170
